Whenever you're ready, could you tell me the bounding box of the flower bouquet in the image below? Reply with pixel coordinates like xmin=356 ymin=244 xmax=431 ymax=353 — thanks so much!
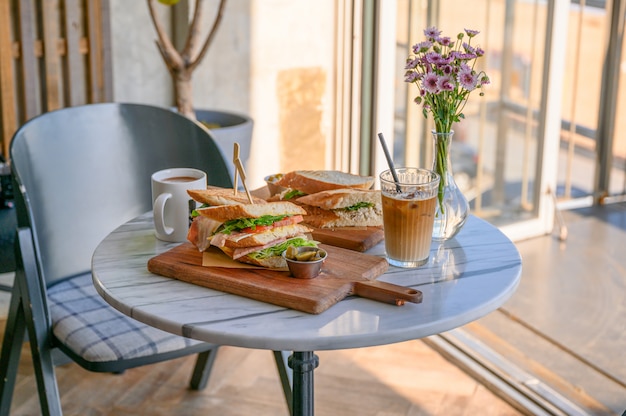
xmin=404 ymin=27 xmax=489 ymax=239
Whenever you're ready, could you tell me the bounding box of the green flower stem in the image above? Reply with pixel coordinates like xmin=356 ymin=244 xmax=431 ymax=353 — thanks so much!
xmin=432 ymin=130 xmax=451 ymax=215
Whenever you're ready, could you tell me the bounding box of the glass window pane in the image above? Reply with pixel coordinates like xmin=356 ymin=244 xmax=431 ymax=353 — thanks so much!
xmin=610 ymin=7 xmax=626 ymax=198
xmin=557 ymin=3 xmax=607 ymax=201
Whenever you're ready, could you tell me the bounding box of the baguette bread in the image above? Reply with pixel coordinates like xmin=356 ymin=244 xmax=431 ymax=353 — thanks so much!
xmin=301 ymin=205 xmax=383 ymax=228
xmin=297 ymin=189 xmax=381 ymax=210
xmin=296 ymin=188 xmax=383 ymax=228
xmin=197 ymin=201 xmax=306 ymax=222
xmin=275 ymin=170 xmax=375 ymax=195
xmin=188 ymin=188 xmax=266 ymax=206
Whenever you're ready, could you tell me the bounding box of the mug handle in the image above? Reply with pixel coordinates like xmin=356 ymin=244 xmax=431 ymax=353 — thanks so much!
xmin=153 ymin=192 xmax=174 ymax=237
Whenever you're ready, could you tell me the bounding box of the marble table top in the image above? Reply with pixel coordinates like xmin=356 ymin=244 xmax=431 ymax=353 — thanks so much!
xmin=92 ymin=212 xmax=521 ymax=352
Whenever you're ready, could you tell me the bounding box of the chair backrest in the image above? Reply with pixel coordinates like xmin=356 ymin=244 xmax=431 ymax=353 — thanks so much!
xmin=10 ymin=103 xmax=233 ymax=287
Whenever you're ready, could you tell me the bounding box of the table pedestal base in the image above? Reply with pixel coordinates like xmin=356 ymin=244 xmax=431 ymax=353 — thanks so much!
xmin=288 ymin=351 xmax=319 ymax=416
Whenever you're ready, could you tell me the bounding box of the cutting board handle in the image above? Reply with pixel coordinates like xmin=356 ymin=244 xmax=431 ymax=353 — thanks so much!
xmin=353 ymin=281 xmax=422 ymax=306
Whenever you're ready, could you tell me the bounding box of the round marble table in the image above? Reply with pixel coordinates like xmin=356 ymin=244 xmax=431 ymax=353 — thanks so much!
xmin=92 ymin=212 xmax=521 ymax=416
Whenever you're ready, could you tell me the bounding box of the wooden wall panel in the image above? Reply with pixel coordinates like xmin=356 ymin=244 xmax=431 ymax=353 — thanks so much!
xmin=0 ymin=0 xmax=17 ymax=159
xmin=42 ymin=0 xmax=62 ymax=111
xmin=17 ymin=0 xmax=41 ymax=121
xmin=65 ymin=0 xmax=87 ymax=106
xmin=87 ymin=0 xmax=111 ymax=103
xmin=0 ymin=0 xmax=112 ymax=161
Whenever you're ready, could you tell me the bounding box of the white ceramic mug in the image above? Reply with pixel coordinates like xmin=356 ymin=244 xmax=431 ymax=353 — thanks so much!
xmin=151 ymin=168 xmax=207 ymax=242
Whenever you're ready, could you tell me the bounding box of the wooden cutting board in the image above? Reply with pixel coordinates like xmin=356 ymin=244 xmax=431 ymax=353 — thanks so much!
xmin=310 ymin=227 xmax=384 ymax=252
xmin=147 ymin=243 xmax=421 ymax=314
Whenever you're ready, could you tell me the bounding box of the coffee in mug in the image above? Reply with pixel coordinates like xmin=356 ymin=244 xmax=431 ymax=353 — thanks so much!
xmin=161 ymin=176 xmax=200 ymax=183
xmin=151 ymin=168 xmax=207 ymax=242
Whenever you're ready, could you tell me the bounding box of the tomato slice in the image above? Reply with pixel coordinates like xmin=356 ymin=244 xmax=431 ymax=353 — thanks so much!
xmin=273 ymin=215 xmax=303 ymax=228
xmin=241 ymin=224 xmax=273 ymax=234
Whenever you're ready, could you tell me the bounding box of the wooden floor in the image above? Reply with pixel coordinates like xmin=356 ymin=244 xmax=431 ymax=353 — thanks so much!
xmin=458 ymin=203 xmax=626 ymax=415
xmin=2 ymin=321 xmax=522 ymax=416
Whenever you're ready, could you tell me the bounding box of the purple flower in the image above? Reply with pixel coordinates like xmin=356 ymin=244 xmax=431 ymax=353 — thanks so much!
xmin=437 ymin=75 xmax=455 ymax=91
xmin=465 ymin=29 xmax=480 ymax=37
xmin=456 ymin=52 xmax=477 ymax=60
xmin=458 ymin=69 xmax=478 ymax=91
xmin=441 ymin=64 xmax=454 ymax=75
xmin=424 ymin=26 xmax=441 ymax=40
xmin=425 ymin=51 xmax=443 ymax=64
xmin=422 ymin=73 xmax=440 ymax=93
xmin=475 ymin=46 xmax=485 ymax=57
xmin=463 ymin=42 xmax=476 ymax=54
xmin=405 ymin=57 xmax=419 ymax=69
xmin=404 ymin=71 xmax=419 ymax=82
xmin=438 ymin=55 xmax=454 ymax=65
xmin=412 ymin=41 xmax=432 ymax=53
xmin=437 ymin=36 xmax=452 ymax=47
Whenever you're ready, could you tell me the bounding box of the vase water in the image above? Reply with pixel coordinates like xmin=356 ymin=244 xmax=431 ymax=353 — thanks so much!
xmin=431 ymin=130 xmax=469 ymax=240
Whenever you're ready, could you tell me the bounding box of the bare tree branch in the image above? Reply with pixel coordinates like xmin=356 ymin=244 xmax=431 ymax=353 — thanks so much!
xmin=188 ymin=0 xmax=227 ymax=71
xmin=147 ymin=0 xmax=228 ymax=118
xmin=182 ymin=0 xmax=205 ymax=62
xmin=147 ymin=0 xmax=185 ymax=70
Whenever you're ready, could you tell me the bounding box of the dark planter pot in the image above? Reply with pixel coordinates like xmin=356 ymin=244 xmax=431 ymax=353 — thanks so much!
xmin=195 ymin=109 xmax=253 ymax=184
xmin=170 ymin=108 xmax=253 ymax=184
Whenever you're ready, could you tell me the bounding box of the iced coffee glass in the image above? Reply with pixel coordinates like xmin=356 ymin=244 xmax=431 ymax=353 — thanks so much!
xmin=380 ymin=168 xmax=440 ymax=268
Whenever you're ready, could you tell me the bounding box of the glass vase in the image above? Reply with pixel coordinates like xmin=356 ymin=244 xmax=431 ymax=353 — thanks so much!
xmin=431 ymin=130 xmax=469 ymax=241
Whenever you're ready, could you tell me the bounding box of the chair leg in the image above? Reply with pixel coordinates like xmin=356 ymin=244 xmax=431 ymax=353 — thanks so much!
xmin=0 ymin=285 xmax=27 ymax=416
xmin=273 ymin=350 xmax=293 ymax=414
xmin=14 ymin=228 xmax=63 ymax=416
xmin=0 ymin=275 xmax=63 ymax=416
xmin=189 ymin=347 xmax=220 ymax=390
xmin=26 ymin=331 xmax=63 ymax=416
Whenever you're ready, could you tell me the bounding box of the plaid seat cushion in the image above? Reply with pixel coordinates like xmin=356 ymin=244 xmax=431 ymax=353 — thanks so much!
xmin=47 ymin=273 xmax=201 ymax=363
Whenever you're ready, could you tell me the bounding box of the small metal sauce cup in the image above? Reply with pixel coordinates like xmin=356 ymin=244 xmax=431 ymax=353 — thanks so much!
xmin=264 ymin=174 xmax=287 ymax=196
xmin=282 ymin=247 xmax=327 ymax=279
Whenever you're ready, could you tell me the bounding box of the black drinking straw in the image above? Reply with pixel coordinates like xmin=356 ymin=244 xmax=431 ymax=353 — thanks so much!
xmin=377 ymin=132 xmax=401 ymax=192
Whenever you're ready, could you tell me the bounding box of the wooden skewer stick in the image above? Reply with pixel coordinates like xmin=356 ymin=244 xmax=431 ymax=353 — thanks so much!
xmin=233 ymin=143 xmax=240 ymax=196
xmin=234 ymin=157 xmax=254 ymax=204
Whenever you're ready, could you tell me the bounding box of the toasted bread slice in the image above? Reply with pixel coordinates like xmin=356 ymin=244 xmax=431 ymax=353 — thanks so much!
xmin=197 ymin=201 xmax=306 ymax=222
xmin=302 ymin=205 xmax=382 ymax=228
xmin=297 ymin=189 xmax=381 ymax=210
xmin=238 ymin=253 xmax=288 ymax=269
xmin=275 ymin=170 xmax=374 ymax=195
xmin=224 ymin=223 xmax=312 ymax=248
xmin=187 ymin=187 xmax=267 ymax=206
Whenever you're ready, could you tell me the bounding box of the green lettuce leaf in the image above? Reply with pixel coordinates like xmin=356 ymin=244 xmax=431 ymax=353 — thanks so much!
xmin=219 ymin=214 xmax=288 ymax=235
xmin=248 ymin=237 xmax=317 ymax=260
xmin=343 ymin=201 xmax=374 ymax=211
xmin=284 ymin=189 xmax=306 ymax=200
xmin=191 ymin=203 xmax=210 ymax=218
